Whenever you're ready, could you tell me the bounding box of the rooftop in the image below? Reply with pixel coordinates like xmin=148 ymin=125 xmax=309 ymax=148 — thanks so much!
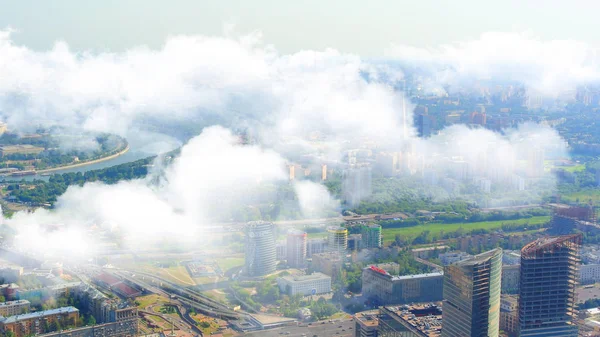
xmin=522 ymin=234 xmax=582 ymax=256
xmin=453 ymin=248 xmax=502 ymax=267
xmin=354 ymin=310 xmax=379 ymax=327
xmin=279 ymin=272 xmax=331 ymax=283
xmin=0 ymin=300 xmax=29 ymax=307
xmin=383 ymin=303 xmax=443 ymax=337
xmin=94 ymin=273 xmax=122 ymax=286
xmin=0 ymin=306 xmax=78 ymax=324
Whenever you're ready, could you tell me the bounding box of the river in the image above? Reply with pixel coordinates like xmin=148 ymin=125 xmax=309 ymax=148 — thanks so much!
xmin=1 ymin=132 xmax=182 ymax=181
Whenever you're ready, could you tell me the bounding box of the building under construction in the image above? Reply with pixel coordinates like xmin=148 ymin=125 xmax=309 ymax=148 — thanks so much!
xmin=518 ymin=234 xmax=582 ymax=337
xmin=548 ymin=204 xmax=597 ymax=235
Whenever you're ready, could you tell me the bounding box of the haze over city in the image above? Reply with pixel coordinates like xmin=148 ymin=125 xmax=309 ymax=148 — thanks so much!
xmin=0 ymin=2 xmax=597 ymax=337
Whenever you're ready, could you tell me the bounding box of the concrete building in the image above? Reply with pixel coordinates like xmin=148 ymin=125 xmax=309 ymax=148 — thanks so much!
xmin=416 ymin=114 xmax=432 ymax=138
xmin=519 ymin=234 xmax=581 ymax=337
xmin=501 ymin=265 xmax=520 ymax=294
xmin=286 ymin=230 xmax=307 ymax=268
xmin=307 ymin=238 xmax=327 ymax=257
xmin=0 ymin=307 xmax=79 ymax=337
xmin=0 ymin=266 xmax=23 ymax=283
xmin=348 ymin=234 xmax=363 ymax=251
xmin=311 ymin=252 xmax=344 ymax=281
xmin=580 ymin=264 xmax=600 ymax=284
xmin=34 ymin=307 xmax=137 ymax=337
xmin=500 ymin=295 xmax=518 ymax=337
xmin=411 ymin=246 xmax=449 ymax=259
xmin=502 ymin=250 xmax=522 ymax=265
xmin=354 ymin=310 xmax=379 ymax=337
xmin=342 ymin=164 xmax=372 ymax=206
xmin=244 ymin=221 xmax=277 ymax=277
xmin=0 ymin=300 xmax=29 ymax=317
xmin=378 ymin=304 xmax=442 ymax=337
xmin=442 ymin=248 xmax=502 ymax=337
xmin=439 ymin=251 xmax=472 ymax=266
xmin=362 ymin=266 xmax=443 ymax=305
xmin=327 ymin=226 xmax=348 ymax=253
xmin=75 ymin=283 xmax=137 ymax=325
xmin=375 ymin=153 xmax=398 ymax=177
xmin=277 ymin=272 xmax=332 ymax=296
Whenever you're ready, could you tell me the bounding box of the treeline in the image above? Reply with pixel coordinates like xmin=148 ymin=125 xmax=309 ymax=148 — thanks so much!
xmin=7 ymin=157 xmax=153 ymax=205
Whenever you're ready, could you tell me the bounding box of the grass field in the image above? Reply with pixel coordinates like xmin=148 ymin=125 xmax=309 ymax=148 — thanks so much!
xmin=215 ymin=257 xmax=245 ymax=272
xmin=563 ymin=164 xmax=586 ymax=172
xmin=562 ymin=189 xmax=600 ymax=203
xmin=382 ymin=216 xmax=551 ymax=243
xmin=136 ymin=294 xmax=169 ymax=309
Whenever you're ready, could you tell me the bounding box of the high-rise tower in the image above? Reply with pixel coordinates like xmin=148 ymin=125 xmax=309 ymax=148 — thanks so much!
xmin=518 ymin=234 xmax=581 ymax=337
xmin=327 ymin=226 xmax=348 ymax=253
xmin=244 ymin=221 xmax=277 ymax=277
xmin=442 ymin=248 xmax=502 ymax=337
xmin=286 ymin=230 xmax=307 ymax=268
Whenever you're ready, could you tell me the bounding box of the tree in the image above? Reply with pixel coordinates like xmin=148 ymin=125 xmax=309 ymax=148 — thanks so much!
xmin=87 ymin=315 xmax=96 ymax=326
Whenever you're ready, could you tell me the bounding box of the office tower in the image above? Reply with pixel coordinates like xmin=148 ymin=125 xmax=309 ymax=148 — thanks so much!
xmin=417 ymin=113 xmax=432 ymax=138
xmin=442 ymin=248 xmax=502 ymax=337
xmin=321 ymin=164 xmax=327 ymax=181
xmin=342 ymin=164 xmax=372 ymax=206
xmin=244 ymin=221 xmax=277 ymax=277
xmin=518 ymin=234 xmax=581 ymax=337
xmin=327 ymin=226 xmax=348 ymax=252
xmin=286 ymin=229 xmax=307 ymax=268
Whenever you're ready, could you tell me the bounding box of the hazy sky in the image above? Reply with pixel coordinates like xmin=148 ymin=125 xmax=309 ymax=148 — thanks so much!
xmin=1 ymin=0 xmax=599 ymax=56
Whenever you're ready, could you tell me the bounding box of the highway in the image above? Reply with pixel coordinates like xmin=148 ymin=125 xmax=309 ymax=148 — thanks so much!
xmin=245 ymin=319 xmax=354 ymax=337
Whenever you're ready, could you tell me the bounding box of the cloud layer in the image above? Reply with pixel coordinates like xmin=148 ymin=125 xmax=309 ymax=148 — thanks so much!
xmin=0 ymin=30 xmax=577 ymax=258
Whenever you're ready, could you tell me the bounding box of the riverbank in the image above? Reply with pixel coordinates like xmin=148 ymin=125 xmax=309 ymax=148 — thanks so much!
xmin=35 ymin=144 xmax=130 ymax=174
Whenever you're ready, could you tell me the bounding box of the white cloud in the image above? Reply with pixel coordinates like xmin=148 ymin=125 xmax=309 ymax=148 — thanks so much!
xmin=387 ymin=31 xmax=600 ymax=95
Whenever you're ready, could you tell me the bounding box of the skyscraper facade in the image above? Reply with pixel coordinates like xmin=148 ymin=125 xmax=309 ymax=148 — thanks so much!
xmin=244 ymin=221 xmax=277 ymax=277
xmin=327 ymin=226 xmax=348 ymax=252
xmin=518 ymin=234 xmax=581 ymax=337
xmin=442 ymin=248 xmax=502 ymax=337
xmin=286 ymin=229 xmax=307 ymax=268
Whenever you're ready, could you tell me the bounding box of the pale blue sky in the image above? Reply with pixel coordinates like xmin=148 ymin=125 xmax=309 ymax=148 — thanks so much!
xmin=1 ymin=0 xmax=599 ymax=56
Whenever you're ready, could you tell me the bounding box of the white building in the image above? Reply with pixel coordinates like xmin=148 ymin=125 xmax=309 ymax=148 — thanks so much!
xmin=439 ymin=251 xmax=472 ymax=266
xmin=277 ymin=272 xmax=332 ymax=296
xmin=580 ymin=264 xmax=600 ymax=285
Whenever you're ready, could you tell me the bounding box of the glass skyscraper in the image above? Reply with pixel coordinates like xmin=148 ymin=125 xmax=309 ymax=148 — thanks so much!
xmin=442 ymin=248 xmax=502 ymax=337
xmin=518 ymin=234 xmax=581 ymax=337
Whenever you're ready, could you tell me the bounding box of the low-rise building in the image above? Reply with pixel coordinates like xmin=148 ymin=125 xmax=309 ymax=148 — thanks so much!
xmin=500 ymin=295 xmax=518 ymax=337
xmin=354 ymin=310 xmax=379 ymax=337
xmin=311 ymin=252 xmax=344 ymax=280
xmin=501 ymin=265 xmax=520 ymax=294
xmin=411 ymin=246 xmax=449 ymax=259
xmin=362 ymin=266 xmax=443 ymax=305
xmin=307 ymin=238 xmax=327 ymax=257
xmin=580 ymin=264 xmax=600 ymax=285
xmin=0 ymin=300 xmax=29 ymax=317
xmin=34 ymin=311 xmax=138 ymax=337
xmin=439 ymin=251 xmax=472 ymax=266
xmin=378 ymin=304 xmax=442 ymax=337
xmin=277 ymin=272 xmax=332 ymax=296
xmin=0 ymin=307 xmax=79 ymax=337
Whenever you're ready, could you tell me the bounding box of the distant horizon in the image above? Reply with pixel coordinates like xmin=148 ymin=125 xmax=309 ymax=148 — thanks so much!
xmin=2 ymin=0 xmax=600 ymax=56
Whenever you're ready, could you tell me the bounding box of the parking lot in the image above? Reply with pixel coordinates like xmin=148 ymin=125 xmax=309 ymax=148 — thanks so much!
xmin=245 ymin=319 xmax=354 ymax=337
